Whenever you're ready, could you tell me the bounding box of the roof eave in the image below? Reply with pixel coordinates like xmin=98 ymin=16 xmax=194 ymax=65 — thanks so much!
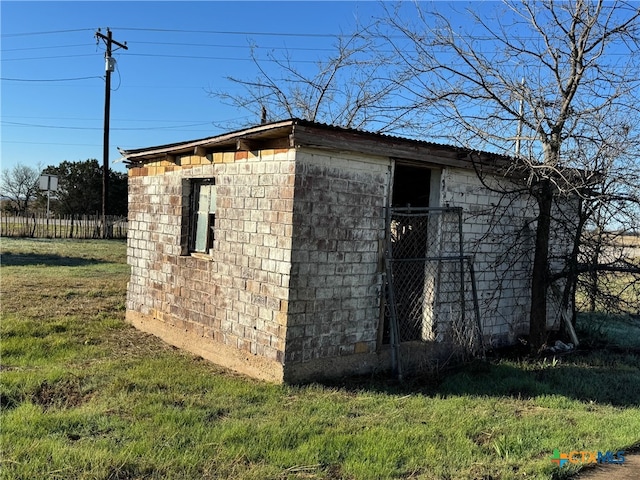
xmin=120 ymin=119 xmax=298 ymax=164
xmin=119 ymin=118 xmax=514 ymax=174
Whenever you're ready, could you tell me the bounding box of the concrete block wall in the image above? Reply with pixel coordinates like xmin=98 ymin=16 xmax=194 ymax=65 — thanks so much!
xmin=440 ymin=167 xmax=539 ymax=346
xmin=546 ymin=197 xmax=580 ymax=330
xmin=126 ymin=149 xmax=296 ymax=381
xmin=284 ymin=149 xmax=390 ymax=379
xmin=125 ymin=143 xmax=574 ymax=381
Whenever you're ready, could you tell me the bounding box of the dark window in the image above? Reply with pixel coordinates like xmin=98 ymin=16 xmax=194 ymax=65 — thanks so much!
xmin=189 ymin=179 xmax=216 ymax=253
xmin=392 ymin=165 xmax=431 ymax=208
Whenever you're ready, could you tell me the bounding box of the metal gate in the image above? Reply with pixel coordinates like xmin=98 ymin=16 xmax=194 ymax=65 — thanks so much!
xmin=383 ymin=207 xmax=483 ymax=378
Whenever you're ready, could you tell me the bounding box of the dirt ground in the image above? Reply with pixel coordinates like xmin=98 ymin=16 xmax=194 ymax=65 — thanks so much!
xmin=572 ymin=454 xmax=639 ymax=480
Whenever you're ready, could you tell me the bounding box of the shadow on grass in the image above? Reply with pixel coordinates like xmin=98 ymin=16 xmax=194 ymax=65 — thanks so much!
xmin=0 ymin=252 xmax=109 ymax=267
xmin=437 ymin=354 xmax=640 ymax=407
xmin=320 ymin=347 xmax=640 ymax=408
xmin=323 ymin=314 xmax=640 ymax=407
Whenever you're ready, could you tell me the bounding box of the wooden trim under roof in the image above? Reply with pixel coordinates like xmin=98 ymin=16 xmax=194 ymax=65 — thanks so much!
xmin=119 ymin=120 xmax=296 ymax=163
xmin=119 ymin=118 xmax=513 ymax=173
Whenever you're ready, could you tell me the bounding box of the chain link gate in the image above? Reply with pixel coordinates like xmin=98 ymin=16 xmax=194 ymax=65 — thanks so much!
xmin=383 ymin=207 xmax=483 ymax=378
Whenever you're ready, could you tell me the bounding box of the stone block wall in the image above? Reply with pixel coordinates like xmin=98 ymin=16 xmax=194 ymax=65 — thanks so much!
xmin=440 ymin=167 xmax=538 ymax=346
xmin=546 ymin=197 xmax=580 ymax=329
xmin=125 ymin=143 xmax=574 ymax=381
xmin=284 ymin=149 xmax=391 ymax=380
xmin=126 ymin=149 xmax=296 ymax=381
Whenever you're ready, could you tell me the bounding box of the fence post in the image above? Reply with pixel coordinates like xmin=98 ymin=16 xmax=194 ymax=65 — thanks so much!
xmin=457 ymin=208 xmax=466 ymax=345
xmin=467 ymin=258 xmax=484 ymax=356
xmin=30 ymin=213 xmax=36 ymax=238
xmin=384 ymin=207 xmax=403 ymax=381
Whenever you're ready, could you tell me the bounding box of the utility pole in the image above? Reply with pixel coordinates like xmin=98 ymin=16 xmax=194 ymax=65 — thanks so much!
xmin=96 ymin=28 xmax=127 ymax=238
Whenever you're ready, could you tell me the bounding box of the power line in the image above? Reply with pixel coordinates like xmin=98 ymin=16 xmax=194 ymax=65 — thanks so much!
xmin=3 ymin=115 xmax=204 ymax=121
xmin=2 ymin=54 xmax=95 ymax=62
xmin=125 ymin=52 xmax=321 ymax=63
xmin=0 ymin=25 xmax=536 ymax=41
xmin=1 ymin=81 xmax=208 ymax=89
xmin=1 ymin=43 xmax=95 ymax=52
xmin=1 ymin=76 xmax=103 ymax=82
xmin=1 ymin=28 xmax=95 ymax=37
xmin=2 ymin=140 xmax=104 ymax=147
xmin=111 ymin=27 xmax=342 ymax=38
xmin=131 ymin=40 xmax=336 ymax=52
xmin=2 ymin=120 xmax=213 ymax=130
xmin=1 ymin=52 xmax=323 ymax=63
xmin=3 ymin=46 xmax=632 ymax=63
xmin=106 ymin=26 xmax=540 ymax=41
xmin=1 ymin=26 xmax=344 ymax=39
xmin=0 ymin=41 xmax=333 ymax=54
xmin=4 ymin=25 xmax=638 ymax=48
xmin=3 ymin=138 xmax=218 ymax=148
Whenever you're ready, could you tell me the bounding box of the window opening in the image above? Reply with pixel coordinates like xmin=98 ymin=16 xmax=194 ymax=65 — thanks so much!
xmin=190 ymin=179 xmax=216 ymax=253
xmin=392 ymin=165 xmax=431 ymax=208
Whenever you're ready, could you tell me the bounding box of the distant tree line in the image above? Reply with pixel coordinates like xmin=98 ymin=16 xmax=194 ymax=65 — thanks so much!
xmin=1 ymin=159 xmax=127 ymax=217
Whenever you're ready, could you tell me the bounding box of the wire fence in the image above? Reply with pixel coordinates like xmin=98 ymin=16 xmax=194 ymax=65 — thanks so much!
xmin=0 ymin=213 xmax=128 ymax=239
xmin=384 ymin=207 xmax=483 ymax=378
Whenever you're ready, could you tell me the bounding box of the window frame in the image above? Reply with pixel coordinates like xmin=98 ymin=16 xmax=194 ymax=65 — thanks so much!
xmin=188 ymin=178 xmax=216 ymax=254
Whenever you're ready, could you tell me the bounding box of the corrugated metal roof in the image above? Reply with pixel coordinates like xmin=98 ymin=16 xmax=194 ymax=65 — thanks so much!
xmin=119 ymin=118 xmax=514 ymax=168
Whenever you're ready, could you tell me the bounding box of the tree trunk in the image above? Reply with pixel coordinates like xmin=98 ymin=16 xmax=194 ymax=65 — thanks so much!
xmin=529 ymin=181 xmax=553 ymax=350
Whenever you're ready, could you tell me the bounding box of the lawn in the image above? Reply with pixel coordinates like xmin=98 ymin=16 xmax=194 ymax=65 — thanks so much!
xmin=1 ymin=238 xmax=639 ymax=479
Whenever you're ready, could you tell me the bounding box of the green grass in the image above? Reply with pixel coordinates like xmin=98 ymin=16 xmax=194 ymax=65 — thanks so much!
xmin=575 ymin=312 xmax=640 ymax=350
xmin=1 ymin=238 xmax=639 ymax=479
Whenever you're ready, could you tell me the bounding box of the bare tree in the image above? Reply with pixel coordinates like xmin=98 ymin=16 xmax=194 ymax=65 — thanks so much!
xmin=545 ymin=123 xmax=640 ymax=323
xmin=376 ymin=0 xmax=640 ymax=348
xmin=213 ymin=1 xmax=640 ymax=349
xmin=0 ymin=164 xmax=41 ymax=215
xmin=568 ymin=142 xmax=640 ymax=315
xmin=209 ymin=32 xmax=417 ymax=133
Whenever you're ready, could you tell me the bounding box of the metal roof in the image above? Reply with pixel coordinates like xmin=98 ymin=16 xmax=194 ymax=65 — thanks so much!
xmin=119 ymin=118 xmax=513 ymax=171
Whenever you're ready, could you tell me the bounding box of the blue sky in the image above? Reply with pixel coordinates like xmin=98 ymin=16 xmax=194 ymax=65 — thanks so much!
xmin=4 ymin=1 xmax=634 ymax=178
xmin=1 ymin=1 xmax=399 ymax=173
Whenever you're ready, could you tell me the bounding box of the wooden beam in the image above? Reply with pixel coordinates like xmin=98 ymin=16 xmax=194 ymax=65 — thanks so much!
xmin=291 ymin=124 xmax=513 ymax=174
xmin=266 ymin=137 xmax=293 ymax=150
xmin=236 ymin=138 xmax=256 ymax=151
xmin=194 ymin=145 xmax=207 ymax=157
xmin=236 ymin=136 xmax=292 ymax=151
xmin=291 ymin=125 xmax=470 ymax=169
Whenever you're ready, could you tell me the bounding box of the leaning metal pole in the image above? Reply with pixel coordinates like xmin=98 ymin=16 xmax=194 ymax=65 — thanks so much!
xmin=457 ymin=208 xmax=467 ymax=347
xmin=385 ymin=255 xmax=403 ymax=380
xmin=467 ymin=258 xmax=485 ymax=356
xmin=384 ymin=208 xmax=403 ymax=380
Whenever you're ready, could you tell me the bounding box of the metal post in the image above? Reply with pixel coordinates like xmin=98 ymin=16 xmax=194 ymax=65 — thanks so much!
xmin=457 ymin=208 xmax=466 ymax=340
xmin=46 ymin=189 xmax=50 ymax=233
xmin=385 ymin=207 xmax=403 ymax=380
xmin=467 ymin=258 xmax=484 ymax=356
xmin=385 ymin=254 xmax=403 ymax=381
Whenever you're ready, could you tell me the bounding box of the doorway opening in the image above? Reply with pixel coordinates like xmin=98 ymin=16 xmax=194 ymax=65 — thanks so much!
xmin=382 ymin=164 xmax=435 ymax=345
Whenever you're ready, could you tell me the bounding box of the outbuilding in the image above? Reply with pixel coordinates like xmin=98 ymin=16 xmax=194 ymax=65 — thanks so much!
xmin=121 ymin=119 xmax=569 ymax=382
